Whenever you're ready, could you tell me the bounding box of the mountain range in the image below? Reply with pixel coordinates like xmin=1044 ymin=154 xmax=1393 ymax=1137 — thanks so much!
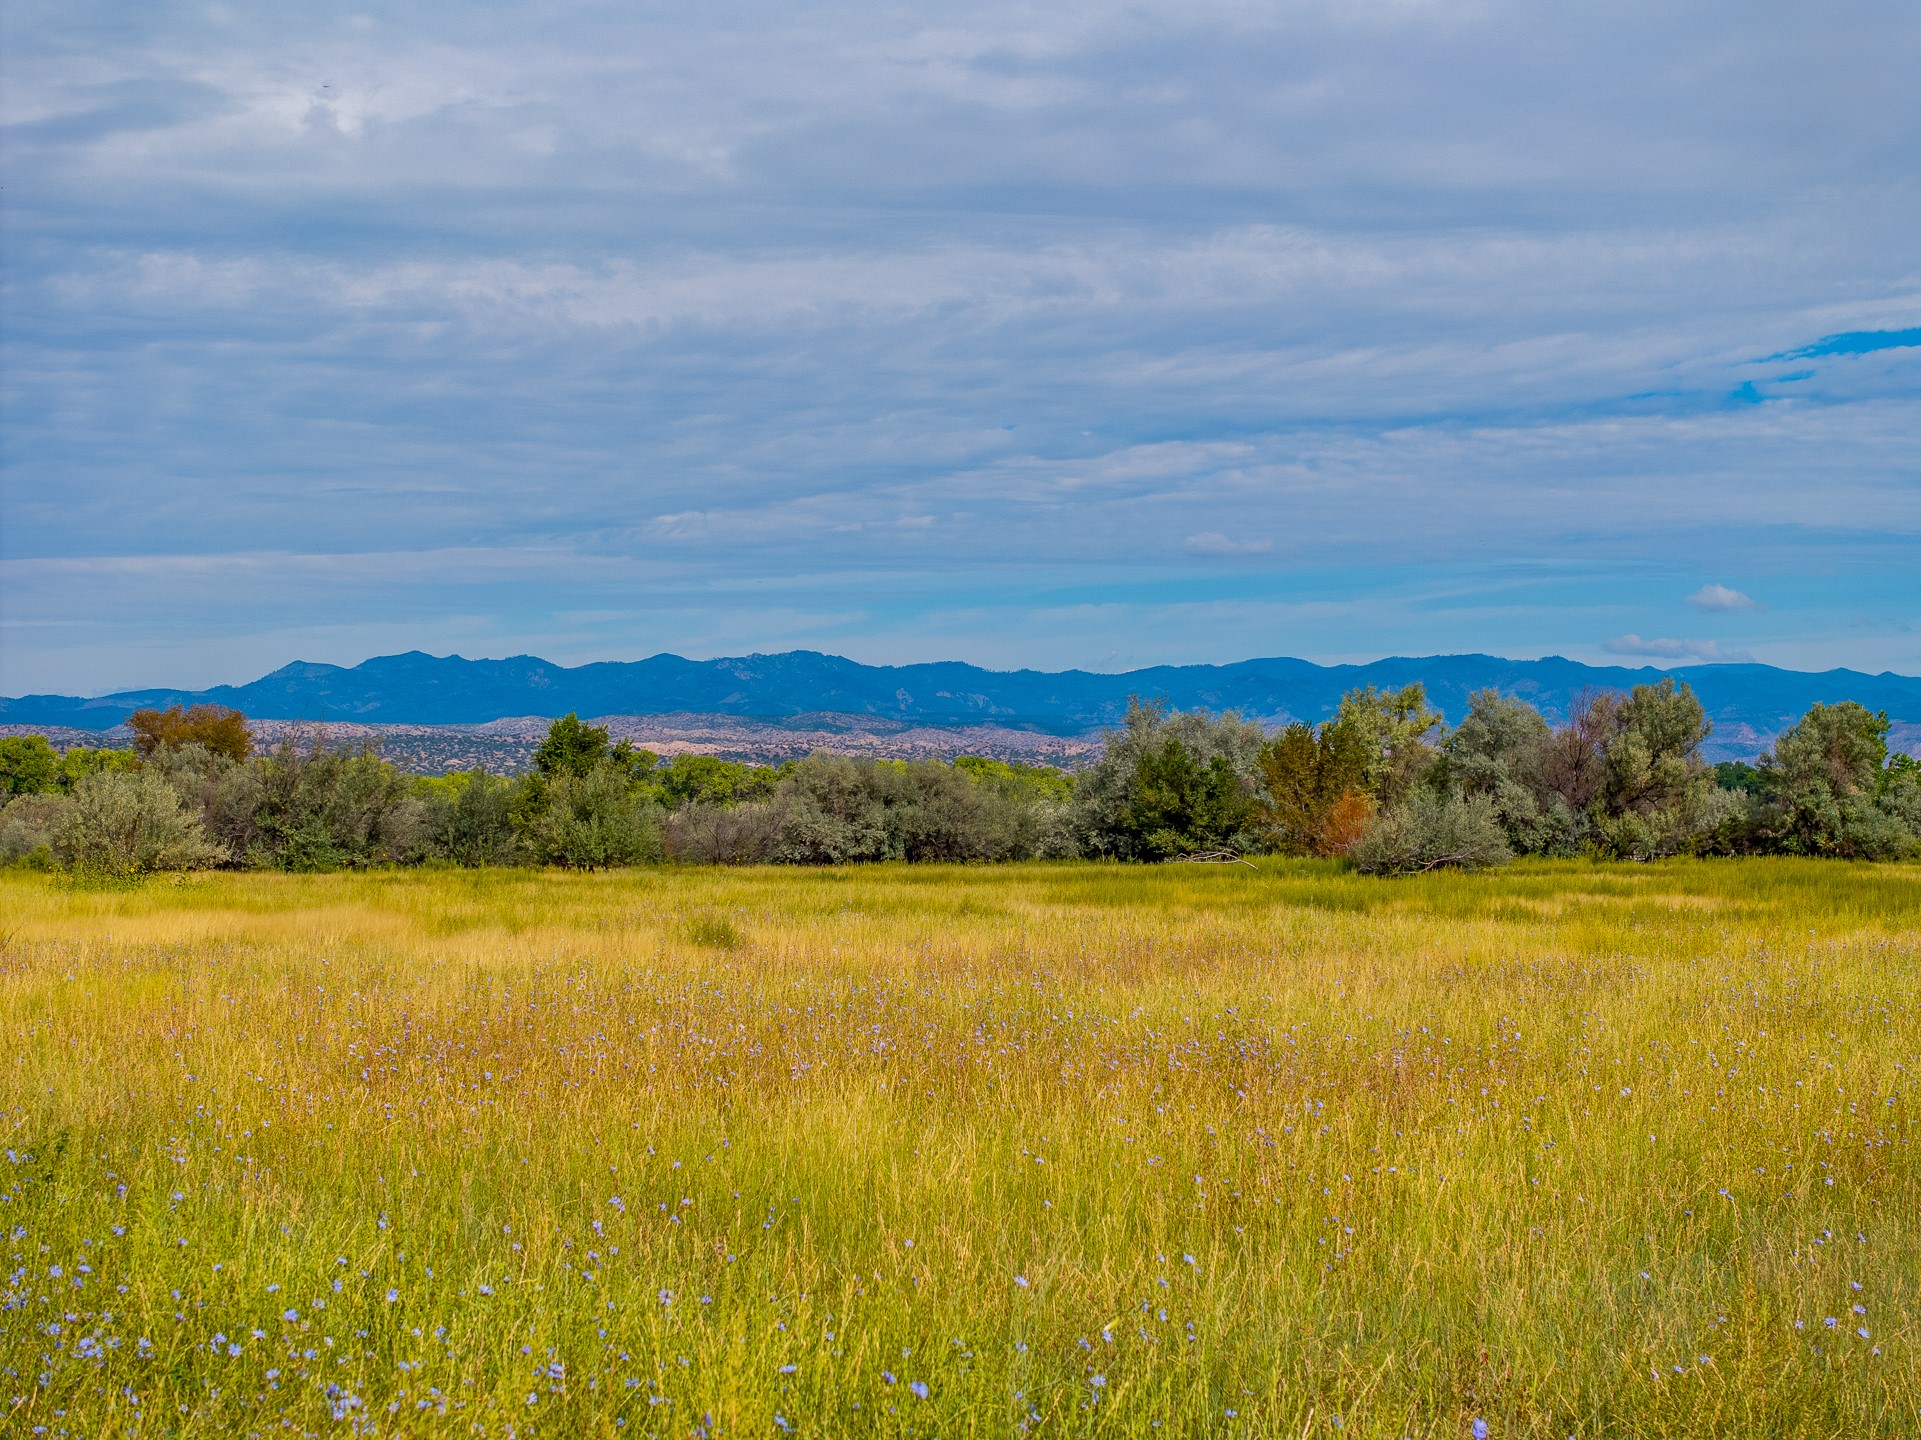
xmin=7 ymin=651 xmax=1920 ymax=759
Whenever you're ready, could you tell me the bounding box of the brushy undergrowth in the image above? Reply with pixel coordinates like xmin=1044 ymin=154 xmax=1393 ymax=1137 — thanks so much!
xmin=1 ymin=858 xmax=1916 ymax=1438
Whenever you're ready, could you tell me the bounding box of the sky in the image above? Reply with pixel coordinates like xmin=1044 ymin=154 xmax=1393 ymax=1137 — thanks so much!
xmin=2 ymin=0 xmax=1918 ymax=697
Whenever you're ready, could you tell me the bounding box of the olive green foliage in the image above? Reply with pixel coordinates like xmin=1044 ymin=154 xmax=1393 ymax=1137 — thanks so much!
xmin=1440 ymin=690 xmax=1585 ymax=856
xmin=240 ymin=736 xmax=430 ymax=870
xmin=1255 ymin=719 xmax=1369 ymax=855
xmin=1332 ymin=682 xmax=1441 ymax=805
xmin=1753 ymin=702 xmax=1916 ymax=859
xmin=3 ymin=686 xmax=1915 ymax=877
xmin=648 ymin=753 xmax=782 ymax=808
xmin=0 ymin=793 xmax=68 ymax=868
xmin=415 ymin=770 xmax=524 ymax=867
xmin=772 ymin=754 xmax=1058 ymax=864
xmin=520 ymin=763 xmax=663 ymax=869
xmin=0 ymin=736 xmax=137 ymax=797
xmin=1070 ymin=700 xmax=1266 ymax=859
xmin=532 ymin=712 xmax=655 ymax=782
xmin=51 ymin=769 xmax=228 ymax=878
xmin=1348 ymin=788 xmax=1513 ymax=875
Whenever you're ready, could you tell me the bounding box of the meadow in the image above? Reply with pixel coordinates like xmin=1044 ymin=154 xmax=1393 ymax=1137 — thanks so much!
xmin=1 ymin=859 xmax=1917 ymax=1438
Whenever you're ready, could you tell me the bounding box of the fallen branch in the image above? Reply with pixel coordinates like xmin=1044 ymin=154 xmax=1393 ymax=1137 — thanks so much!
xmin=1168 ymin=850 xmax=1258 ymax=870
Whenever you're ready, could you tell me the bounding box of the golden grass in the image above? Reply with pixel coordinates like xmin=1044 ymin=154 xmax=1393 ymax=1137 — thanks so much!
xmin=1 ymin=858 xmax=1917 ymax=1437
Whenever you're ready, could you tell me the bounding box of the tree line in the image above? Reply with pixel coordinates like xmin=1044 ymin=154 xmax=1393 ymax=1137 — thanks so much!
xmin=0 ymin=680 xmax=1916 ymax=879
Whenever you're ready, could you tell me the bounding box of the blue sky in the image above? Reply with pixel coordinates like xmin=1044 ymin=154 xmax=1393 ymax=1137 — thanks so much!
xmin=2 ymin=0 xmax=1918 ymax=695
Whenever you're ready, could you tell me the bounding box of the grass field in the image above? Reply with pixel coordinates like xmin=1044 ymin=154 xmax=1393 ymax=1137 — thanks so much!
xmin=2 ymin=860 xmax=1918 ymax=1438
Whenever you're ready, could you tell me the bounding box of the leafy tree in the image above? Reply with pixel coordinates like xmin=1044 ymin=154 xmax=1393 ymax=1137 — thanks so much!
xmin=1713 ymin=761 xmax=1766 ymax=795
xmin=1878 ymin=752 xmax=1921 ymax=836
xmin=146 ymin=741 xmax=274 ymax=864
xmin=522 ymin=762 xmax=662 ymax=868
xmin=1332 ymin=683 xmax=1441 ymax=806
xmin=1070 ymin=700 xmax=1266 ymax=859
xmin=1256 ymin=720 xmax=1369 ymax=856
xmin=1112 ymin=738 xmax=1256 ymax=860
xmin=417 ymin=771 xmax=524 ymax=867
xmin=650 ymin=754 xmax=782 ymax=809
xmin=1 ymin=793 xmax=69 ymax=868
xmin=245 ymin=735 xmax=427 ymax=870
xmin=0 ymin=735 xmax=59 ymax=796
xmin=532 ymin=713 xmax=656 ymax=782
xmin=952 ymin=755 xmax=1076 ymax=804
xmin=1440 ymin=689 xmax=1583 ymax=855
xmin=532 ymin=712 xmax=612 ymax=779
xmin=1756 ymin=702 xmax=1914 ymax=858
xmin=127 ymin=705 xmax=253 ymax=762
xmin=58 ymin=747 xmax=138 ymax=789
xmin=771 ymin=754 xmax=891 ymax=863
xmin=1589 ymin=679 xmax=1737 ymax=859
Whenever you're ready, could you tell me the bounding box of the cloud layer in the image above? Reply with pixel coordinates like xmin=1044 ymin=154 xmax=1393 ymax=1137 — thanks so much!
xmin=2 ymin=1 xmax=1918 ymax=692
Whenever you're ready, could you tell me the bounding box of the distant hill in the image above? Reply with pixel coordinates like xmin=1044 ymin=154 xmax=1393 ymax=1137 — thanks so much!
xmin=6 ymin=650 xmax=1920 ymax=761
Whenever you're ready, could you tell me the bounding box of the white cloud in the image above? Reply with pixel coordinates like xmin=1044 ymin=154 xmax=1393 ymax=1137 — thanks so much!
xmin=2 ymin=0 xmax=1918 ymax=691
xmin=1686 ymin=582 xmax=1759 ymax=611
xmin=1603 ymin=635 xmax=1754 ymax=664
xmin=1183 ymin=532 xmax=1274 ymax=557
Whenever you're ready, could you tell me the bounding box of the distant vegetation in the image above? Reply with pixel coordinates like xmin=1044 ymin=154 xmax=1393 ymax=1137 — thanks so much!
xmin=2 ymin=679 xmax=1917 ymax=879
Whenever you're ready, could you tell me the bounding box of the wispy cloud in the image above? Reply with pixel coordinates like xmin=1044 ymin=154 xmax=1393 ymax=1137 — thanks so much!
xmin=2 ymin=1 xmax=1917 ymax=692
xmin=1603 ymin=635 xmax=1755 ymax=664
xmin=1183 ymin=533 xmax=1274 ymax=557
xmin=1686 ymin=583 xmax=1759 ymax=612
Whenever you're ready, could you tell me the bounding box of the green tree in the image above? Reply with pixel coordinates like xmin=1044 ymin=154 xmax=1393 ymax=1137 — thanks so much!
xmin=533 ymin=713 xmax=656 ymax=782
xmin=1440 ymin=689 xmax=1583 ymax=855
xmin=650 ymin=754 xmax=782 ymax=809
xmin=418 ymin=771 xmax=524 ymax=867
xmin=1069 ymin=700 xmax=1266 ymax=860
xmin=523 ymin=763 xmax=663 ymax=868
xmin=1118 ymin=737 xmax=1257 ymax=859
xmin=1332 ymin=683 xmax=1441 ymax=806
xmin=1587 ymin=678 xmax=1739 ymax=859
xmin=1758 ymin=702 xmax=1913 ymax=858
xmin=1256 ymin=720 xmax=1369 ymax=855
xmin=0 ymin=735 xmax=59 ymax=796
xmin=246 ymin=736 xmax=426 ymax=870
xmin=59 ymin=747 xmax=138 ymax=789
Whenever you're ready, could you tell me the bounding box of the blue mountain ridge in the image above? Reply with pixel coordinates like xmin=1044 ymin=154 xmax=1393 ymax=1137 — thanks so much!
xmin=6 ymin=650 xmax=1920 ymax=741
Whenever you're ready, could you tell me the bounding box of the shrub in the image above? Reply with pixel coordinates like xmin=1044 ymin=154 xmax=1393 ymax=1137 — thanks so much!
xmin=0 ymin=793 xmax=70 ymax=868
xmin=521 ymin=763 xmax=662 ymax=868
xmin=247 ymin=737 xmax=427 ymax=869
xmin=52 ymin=771 xmax=226 ymax=878
xmin=419 ymin=771 xmax=525 ymax=867
xmin=1349 ymin=791 xmax=1512 ymax=876
xmin=664 ymin=802 xmax=784 ymax=865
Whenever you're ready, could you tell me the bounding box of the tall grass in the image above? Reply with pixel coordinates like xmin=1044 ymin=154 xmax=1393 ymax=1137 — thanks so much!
xmin=1 ymin=859 xmax=1916 ymax=1437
